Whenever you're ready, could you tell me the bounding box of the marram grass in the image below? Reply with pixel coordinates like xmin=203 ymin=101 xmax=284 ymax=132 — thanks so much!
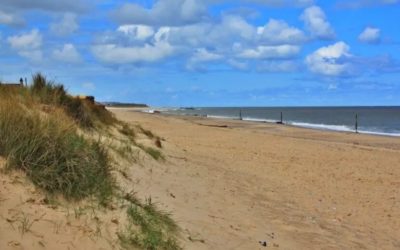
xmin=0 ymin=84 xmax=114 ymax=203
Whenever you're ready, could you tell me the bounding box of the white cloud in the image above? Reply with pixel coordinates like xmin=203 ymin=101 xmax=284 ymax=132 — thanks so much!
xmin=358 ymin=27 xmax=380 ymax=44
xmin=117 ymin=25 xmax=155 ymax=41
xmin=112 ymin=0 xmax=208 ymax=26
xmin=221 ymin=15 xmax=255 ymax=41
xmin=190 ymin=48 xmax=223 ymax=63
xmin=257 ymin=19 xmax=307 ymax=45
xmin=7 ymin=29 xmax=42 ymax=50
xmin=187 ymin=48 xmax=223 ymax=70
xmin=164 ymin=15 xmax=255 ymax=48
xmin=91 ymin=41 xmax=174 ymax=64
xmin=0 ymin=10 xmax=24 ymax=26
xmin=52 ymin=44 xmax=81 ymax=63
xmin=50 ymin=13 xmax=79 ymax=36
xmin=300 ymin=6 xmax=335 ymax=40
xmin=305 ymin=41 xmax=352 ymax=76
xmin=237 ymin=45 xmax=300 ymax=59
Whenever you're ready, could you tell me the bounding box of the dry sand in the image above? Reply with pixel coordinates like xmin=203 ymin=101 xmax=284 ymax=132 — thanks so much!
xmin=111 ymin=108 xmax=400 ymax=250
xmin=1 ymin=108 xmax=399 ymax=249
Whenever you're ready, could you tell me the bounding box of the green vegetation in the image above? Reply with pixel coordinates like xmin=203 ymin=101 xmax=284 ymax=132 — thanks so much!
xmin=141 ymin=146 xmax=164 ymax=161
xmin=137 ymin=125 xmax=155 ymax=139
xmin=119 ymin=194 xmax=180 ymax=250
xmin=29 ymin=73 xmax=116 ymax=128
xmin=0 ymin=95 xmax=114 ymax=203
xmin=0 ymin=73 xmax=180 ymax=249
xmin=119 ymin=122 xmax=136 ymax=141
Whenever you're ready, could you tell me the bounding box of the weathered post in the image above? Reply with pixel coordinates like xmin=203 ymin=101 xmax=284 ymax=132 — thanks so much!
xmin=277 ymin=111 xmax=283 ymax=124
xmin=355 ymin=114 xmax=358 ymax=133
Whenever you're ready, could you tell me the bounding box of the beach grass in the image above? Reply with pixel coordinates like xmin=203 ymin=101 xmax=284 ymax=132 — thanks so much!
xmin=0 ymin=96 xmax=115 ymax=203
xmin=0 ymin=74 xmax=180 ymax=249
xmin=29 ymin=73 xmax=116 ymax=128
xmin=119 ymin=194 xmax=180 ymax=250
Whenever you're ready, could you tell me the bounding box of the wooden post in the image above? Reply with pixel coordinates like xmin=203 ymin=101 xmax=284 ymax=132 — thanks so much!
xmin=239 ymin=110 xmax=242 ymax=120
xmin=355 ymin=114 xmax=358 ymax=133
xmin=277 ymin=112 xmax=283 ymax=124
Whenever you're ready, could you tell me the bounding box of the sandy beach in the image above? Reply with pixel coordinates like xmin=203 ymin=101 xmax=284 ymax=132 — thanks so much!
xmin=110 ymin=108 xmax=400 ymax=249
xmin=1 ymin=107 xmax=399 ymax=250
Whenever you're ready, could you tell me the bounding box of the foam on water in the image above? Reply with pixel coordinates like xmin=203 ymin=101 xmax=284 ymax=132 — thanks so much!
xmin=288 ymin=122 xmax=354 ymax=132
xmin=242 ymin=117 xmax=277 ymax=123
xmin=207 ymin=115 xmax=239 ymax=120
xmin=162 ymin=107 xmax=400 ymax=137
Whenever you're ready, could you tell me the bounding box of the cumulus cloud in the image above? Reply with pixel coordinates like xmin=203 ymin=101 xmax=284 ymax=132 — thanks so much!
xmin=358 ymin=27 xmax=380 ymax=44
xmin=257 ymin=19 xmax=307 ymax=45
xmin=52 ymin=44 xmax=81 ymax=63
xmin=0 ymin=10 xmax=24 ymax=26
xmin=7 ymin=29 xmax=43 ymax=61
xmin=50 ymin=13 xmax=79 ymax=36
xmin=190 ymin=48 xmax=223 ymax=63
xmin=237 ymin=45 xmax=300 ymax=59
xmin=143 ymin=15 xmax=256 ymax=51
xmin=300 ymin=6 xmax=335 ymax=40
xmin=305 ymin=41 xmax=352 ymax=76
xmin=91 ymin=41 xmax=174 ymax=64
xmin=112 ymin=0 xmax=208 ymax=26
xmin=187 ymin=48 xmax=223 ymax=70
xmin=117 ymin=25 xmax=155 ymax=41
xmin=8 ymin=29 xmax=42 ymax=50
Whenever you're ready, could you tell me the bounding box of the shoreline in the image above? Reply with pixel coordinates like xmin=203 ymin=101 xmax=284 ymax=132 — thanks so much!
xmin=135 ymin=107 xmax=400 ymax=138
xmin=109 ymin=108 xmax=400 ymax=249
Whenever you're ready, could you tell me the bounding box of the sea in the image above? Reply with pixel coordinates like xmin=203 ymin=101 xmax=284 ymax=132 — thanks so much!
xmin=161 ymin=106 xmax=400 ymax=137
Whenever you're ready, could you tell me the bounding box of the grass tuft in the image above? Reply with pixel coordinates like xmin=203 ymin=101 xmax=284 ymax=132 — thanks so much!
xmin=0 ymin=90 xmax=114 ymax=203
xmin=119 ymin=195 xmax=181 ymax=250
xmin=119 ymin=123 xmax=136 ymax=141
xmin=136 ymin=144 xmax=164 ymax=161
xmin=29 ymin=72 xmax=116 ymax=128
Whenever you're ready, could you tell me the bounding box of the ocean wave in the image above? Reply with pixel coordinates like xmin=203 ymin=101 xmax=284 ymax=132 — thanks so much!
xmin=357 ymin=130 xmax=400 ymax=137
xmin=166 ymin=111 xmax=400 ymax=137
xmin=142 ymin=109 xmax=155 ymax=114
xmin=207 ymin=115 xmax=239 ymax=119
xmin=288 ymin=122 xmax=354 ymax=132
xmin=288 ymin=122 xmax=400 ymax=137
xmin=242 ymin=117 xmax=277 ymax=123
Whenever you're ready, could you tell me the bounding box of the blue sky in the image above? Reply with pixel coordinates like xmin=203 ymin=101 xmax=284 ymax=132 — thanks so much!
xmin=0 ymin=0 xmax=399 ymax=107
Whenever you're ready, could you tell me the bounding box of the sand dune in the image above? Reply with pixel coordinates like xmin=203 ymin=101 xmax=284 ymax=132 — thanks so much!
xmin=1 ymin=108 xmax=399 ymax=249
